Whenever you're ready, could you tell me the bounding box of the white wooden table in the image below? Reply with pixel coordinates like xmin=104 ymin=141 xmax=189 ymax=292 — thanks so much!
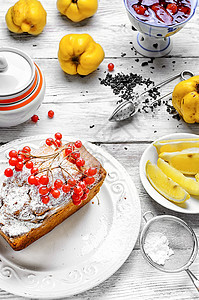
xmin=1 ymin=0 xmax=199 ymax=299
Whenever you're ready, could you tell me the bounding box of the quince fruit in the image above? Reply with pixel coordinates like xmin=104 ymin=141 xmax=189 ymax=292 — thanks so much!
xmin=58 ymin=33 xmax=105 ymax=75
xmin=6 ymin=0 xmax=47 ymax=35
xmin=57 ymin=0 xmax=98 ymax=22
xmin=145 ymin=160 xmax=190 ymax=203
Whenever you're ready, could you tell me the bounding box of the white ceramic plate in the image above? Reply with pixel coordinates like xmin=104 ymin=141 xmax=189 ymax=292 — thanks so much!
xmin=140 ymin=132 xmax=199 ymax=214
xmin=0 ymin=135 xmax=141 ymax=299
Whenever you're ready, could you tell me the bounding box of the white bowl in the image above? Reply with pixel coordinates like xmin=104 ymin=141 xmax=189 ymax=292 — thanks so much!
xmin=124 ymin=0 xmax=198 ymax=57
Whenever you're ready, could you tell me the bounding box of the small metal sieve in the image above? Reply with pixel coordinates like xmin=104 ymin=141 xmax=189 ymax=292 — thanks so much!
xmin=140 ymin=212 xmax=199 ymax=292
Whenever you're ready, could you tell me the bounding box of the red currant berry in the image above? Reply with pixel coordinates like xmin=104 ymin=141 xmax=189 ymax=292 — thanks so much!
xmin=31 ymin=114 xmax=39 ymax=123
xmin=81 ymin=193 xmax=88 ymax=201
xmin=76 ymin=158 xmax=85 ymax=167
xmin=108 ymin=63 xmax=114 ymax=71
xmin=62 ymin=184 xmax=71 ymax=193
xmin=55 ymin=132 xmax=62 ymax=140
xmin=72 ymin=196 xmax=82 ymax=205
xmin=34 ymin=176 xmax=40 ymax=186
xmin=74 ymin=140 xmax=82 ymax=148
xmin=4 ymin=168 xmax=13 ymax=177
xmin=65 ymin=148 xmax=72 ymax=156
xmin=41 ymin=195 xmax=50 ymax=204
xmin=39 ymin=175 xmax=49 ymax=185
xmin=9 ymin=150 xmax=18 ymax=158
xmin=48 ymin=110 xmax=54 ymax=119
xmin=51 ymin=189 xmax=60 ymax=199
xmin=17 ymin=155 xmax=24 ymax=162
xmin=88 ymin=167 xmax=97 ymax=176
xmin=67 ymin=143 xmax=75 ymax=151
xmin=28 ymin=175 xmax=36 ymax=185
xmin=31 ymin=167 xmax=39 ymax=175
xmin=25 ymin=160 xmax=33 ymax=169
xmin=54 ymin=179 xmax=63 ymax=189
xmin=71 ymin=152 xmax=80 ymax=159
xmin=84 ymin=177 xmax=95 ymax=185
xmin=72 ymin=193 xmax=81 ymax=201
xmin=133 ymin=4 xmax=146 ymax=15
xmin=167 ymin=3 xmax=178 ymax=14
xmin=79 ymin=181 xmax=86 ymax=190
xmin=9 ymin=157 xmax=18 ymax=166
xmin=68 ymin=178 xmax=76 ymax=186
xmin=85 ymin=188 xmax=89 ymax=194
xmin=22 ymin=146 xmax=31 ymax=153
xmin=39 ymin=186 xmax=49 ymax=195
xmin=74 ymin=186 xmax=83 ymax=195
xmin=46 ymin=138 xmax=54 ymax=146
xmin=55 ymin=139 xmax=62 ymax=148
xmin=16 ymin=161 xmax=23 ymax=170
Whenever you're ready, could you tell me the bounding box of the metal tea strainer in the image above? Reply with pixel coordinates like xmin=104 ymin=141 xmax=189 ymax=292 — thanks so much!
xmin=140 ymin=212 xmax=199 ymax=291
xmin=109 ymin=70 xmax=194 ymax=122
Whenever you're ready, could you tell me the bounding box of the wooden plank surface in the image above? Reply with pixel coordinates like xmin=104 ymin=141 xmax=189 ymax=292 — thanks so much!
xmin=0 ymin=0 xmax=199 ymax=298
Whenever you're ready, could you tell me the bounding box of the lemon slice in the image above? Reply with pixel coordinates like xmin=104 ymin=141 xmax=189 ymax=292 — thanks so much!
xmin=154 ymin=138 xmax=199 ymax=154
xmin=145 ymin=160 xmax=190 ymax=203
xmin=195 ymin=173 xmax=199 ymax=182
xmin=159 ymin=148 xmax=199 ymax=175
xmin=157 ymin=158 xmax=199 ymax=195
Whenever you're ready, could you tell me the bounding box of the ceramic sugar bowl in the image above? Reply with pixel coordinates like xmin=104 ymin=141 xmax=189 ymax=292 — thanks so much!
xmin=0 ymin=47 xmax=45 ymax=127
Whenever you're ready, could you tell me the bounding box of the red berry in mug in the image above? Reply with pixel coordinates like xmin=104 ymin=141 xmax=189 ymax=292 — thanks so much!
xmin=28 ymin=175 xmax=36 ymax=185
xmin=68 ymin=178 xmax=76 ymax=186
xmin=76 ymin=158 xmax=85 ymax=167
xmin=51 ymin=189 xmax=60 ymax=199
xmin=4 ymin=168 xmax=13 ymax=177
xmin=39 ymin=175 xmax=49 ymax=185
xmin=39 ymin=186 xmax=49 ymax=195
xmin=31 ymin=167 xmax=39 ymax=175
xmin=74 ymin=140 xmax=82 ymax=148
xmin=46 ymin=138 xmax=54 ymax=146
xmin=42 ymin=195 xmax=50 ymax=204
xmin=23 ymin=146 xmax=31 ymax=153
xmin=16 ymin=161 xmax=23 ymax=170
xmin=25 ymin=160 xmax=33 ymax=169
xmin=62 ymin=184 xmax=71 ymax=193
xmin=88 ymin=167 xmax=97 ymax=176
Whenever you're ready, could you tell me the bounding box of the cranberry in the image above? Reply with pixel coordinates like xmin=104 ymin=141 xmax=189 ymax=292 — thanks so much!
xmin=48 ymin=110 xmax=54 ymax=119
xmin=4 ymin=168 xmax=13 ymax=177
xmin=62 ymin=184 xmax=71 ymax=193
xmin=28 ymin=175 xmax=36 ymax=185
xmin=42 ymin=196 xmax=50 ymax=204
xmin=74 ymin=140 xmax=82 ymax=148
xmin=39 ymin=186 xmax=49 ymax=195
xmin=133 ymin=4 xmax=146 ymax=15
xmin=25 ymin=161 xmax=33 ymax=169
xmin=88 ymin=167 xmax=97 ymax=176
xmin=9 ymin=150 xmax=18 ymax=158
xmin=68 ymin=178 xmax=76 ymax=186
xmin=108 ymin=63 xmax=114 ymax=71
xmin=54 ymin=179 xmax=63 ymax=189
xmin=39 ymin=175 xmax=49 ymax=185
xmin=55 ymin=132 xmax=62 ymax=140
xmin=76 ymin=158 xmax=85 ymax=167
xmin=31 ymin=114 xmax=39 ymax=123
xmin=9 ymin=157 xmax=18 ymax=167
xmin=51 ymin=189 xmax=60 ymax=199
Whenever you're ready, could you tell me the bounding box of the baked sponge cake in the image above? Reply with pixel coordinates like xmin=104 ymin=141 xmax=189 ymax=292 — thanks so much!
xmin=0 ymin=134 xmax=106 ymax=251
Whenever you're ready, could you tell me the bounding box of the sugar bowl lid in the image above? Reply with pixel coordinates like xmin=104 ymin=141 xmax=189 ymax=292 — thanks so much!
xmin=0 ymin=47 xmax=35 ymax=97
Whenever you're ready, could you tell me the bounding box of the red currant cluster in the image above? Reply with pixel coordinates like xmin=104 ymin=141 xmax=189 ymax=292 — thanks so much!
xmin=4 ymin=146 xmax=32 ymax=177
xmin=4 ymin=133 xmax=98 ymax=207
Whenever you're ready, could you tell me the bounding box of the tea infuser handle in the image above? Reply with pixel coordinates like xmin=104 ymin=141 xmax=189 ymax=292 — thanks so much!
xmin=185 ymin=269 xmax=199 ymax=292
xmin=0 ymin=56 xmax=8 ymax=72
xmin=143 ymin=211 xmax=154 ymax=223
xmin=180 ymin=70 xmax=194 ymax=81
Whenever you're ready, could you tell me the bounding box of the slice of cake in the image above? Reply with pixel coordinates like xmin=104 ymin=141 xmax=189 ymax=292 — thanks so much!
xmin=0 ymin=133 xmax=106 ymax=250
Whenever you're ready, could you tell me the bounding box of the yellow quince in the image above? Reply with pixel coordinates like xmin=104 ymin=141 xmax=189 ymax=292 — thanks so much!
xmin=58 ymin=33 xmax=105 ymax=75
xmin=57 ymin=0 xmax=98 ymax=22
xmin=6 ymin=0 xmax=47 ymax=35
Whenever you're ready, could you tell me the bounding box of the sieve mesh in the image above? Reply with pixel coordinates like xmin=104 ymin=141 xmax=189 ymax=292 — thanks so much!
xmin=140 ymin=215 xmax=198 ymax=273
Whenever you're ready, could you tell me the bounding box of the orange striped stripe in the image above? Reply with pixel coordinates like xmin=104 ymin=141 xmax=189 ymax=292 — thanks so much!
xmin=0 ymin=64 xmax=43 ymax=111
xmin=0 ymin=69 xmax=38 ymax=104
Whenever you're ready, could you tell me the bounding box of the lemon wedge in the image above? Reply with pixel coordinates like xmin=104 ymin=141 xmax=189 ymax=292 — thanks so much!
xmin=195 ymin=173 xmax=199 ymax=182
xmin=157 ymin=158 xmax=199 ymax=195
xmin=146 ymin=160 xmax=190 ymax=203
xmin=159 ymin=148 xmax=199 ymax=175
xmin=154 ymin=138 xmax=199 ymax=154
